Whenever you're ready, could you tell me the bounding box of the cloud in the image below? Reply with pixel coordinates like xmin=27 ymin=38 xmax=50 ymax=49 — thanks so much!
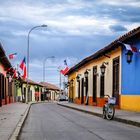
xmin=109 ymin=25 xmax=127 ymax=32
xmin=98 ymin=0 xmax=140 ymax=7
xmin=0 ymin=0 xmax=140 ymax=84
xmin=0 ymin=0 xmax=139 ymax=38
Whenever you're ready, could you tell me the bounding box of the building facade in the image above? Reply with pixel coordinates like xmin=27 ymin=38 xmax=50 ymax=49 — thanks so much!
xmin=0 ymin=43 xmax=15 ymax=106
xmin=17 ymin=79 xmax=43 ymax=103
xmin=66 ymin=26 xmax=140 ymax=111
xmin=40 ymin=82 xmax=60 ymax=101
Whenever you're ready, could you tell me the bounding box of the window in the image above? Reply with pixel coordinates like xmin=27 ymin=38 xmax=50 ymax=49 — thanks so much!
xmin=93 ymin=66 xmax=97 ymax=102
xmin=0 ymin=73 xmax=5 ymax=99
xmin=100 ymin=75 xmax=104 ymax=97
xmin=78 ymin=81 xmax=80 ymax=99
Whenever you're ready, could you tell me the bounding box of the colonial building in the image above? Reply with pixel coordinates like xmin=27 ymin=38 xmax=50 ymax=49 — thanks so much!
xmin=66 ymin=26 xmax=140 ymax=111
xmin=0 ymin=43 xmax=15 ymax=106
xmin=17 ymin=78 xmax=43 ymax=102
xmin=40 ymin=82 xmax=60 ymax=101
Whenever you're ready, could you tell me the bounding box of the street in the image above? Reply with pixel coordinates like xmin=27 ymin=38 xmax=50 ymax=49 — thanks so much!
xmin=19 ymin=103 xmax=140 ymax=140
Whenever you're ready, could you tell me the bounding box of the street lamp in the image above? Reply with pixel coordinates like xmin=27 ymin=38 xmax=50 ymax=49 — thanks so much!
xmin=43 ymin=56 xmax=55 ymax=82
xmin=76 ymin=74 xmax=81 ymax=82
xmin=84 ymin=70 xmax=89 ymax=78
xmin=27 ymin=24 xmax=47 ymax=103
xmin=125 ymin=50 xmax=133 ymax=64
xmin=100 ymin=62 xmax=108 ymax=75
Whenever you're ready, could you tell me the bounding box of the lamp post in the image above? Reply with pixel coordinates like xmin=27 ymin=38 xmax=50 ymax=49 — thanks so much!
xmin=27 ymin=24 xmax=47 ymax=103
xmin=43 ymin=56 xmax=55 ymax=82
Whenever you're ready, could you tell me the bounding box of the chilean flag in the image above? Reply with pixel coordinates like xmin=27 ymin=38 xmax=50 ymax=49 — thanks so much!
xmin=12 ymin=68 xmax=17 ymax=78
xmin=19 ymin=57 xmax=26 ymax=79
xmin=118 ymin=41 xmax=137 ymax=52
xmin=60 ymin=60 xmax=69 ymax=75
xmin=123 ymin=43 xmax=137 ymax=52
xmin=8 ymin=53 xmax=17 ymax=59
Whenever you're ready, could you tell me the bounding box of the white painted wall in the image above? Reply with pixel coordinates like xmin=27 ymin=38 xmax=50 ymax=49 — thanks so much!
xmin=75 ymin=48 xmax=121 ymax=99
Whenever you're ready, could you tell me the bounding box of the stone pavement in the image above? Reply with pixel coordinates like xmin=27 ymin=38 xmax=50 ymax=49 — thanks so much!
xmin=57 ymin=102 xmax=140 ymax=127
xmin=0 ymin=102 xmax=29 ymax=140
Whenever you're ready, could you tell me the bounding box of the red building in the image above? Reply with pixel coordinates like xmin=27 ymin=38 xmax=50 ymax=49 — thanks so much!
xmin=0 ymin=43 xmax=14 ymax=106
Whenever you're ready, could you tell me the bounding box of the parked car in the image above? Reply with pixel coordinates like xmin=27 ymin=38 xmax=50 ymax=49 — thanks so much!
xmin=58 ymin=95 xmax=68 ymax=101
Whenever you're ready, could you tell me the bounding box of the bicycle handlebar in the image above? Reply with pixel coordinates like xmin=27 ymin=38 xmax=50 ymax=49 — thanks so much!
xmin=104 ymin=95 xmax=110 ymax=98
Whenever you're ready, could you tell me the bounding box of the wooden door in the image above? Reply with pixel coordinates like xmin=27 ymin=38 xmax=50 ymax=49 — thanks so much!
xmin=93 ymin=66 xmax=97 ymax=102
xmin=81 ymin=78 xmax=84 ymax=104
xmin=113 ymin=57 xmax=120 ymax=105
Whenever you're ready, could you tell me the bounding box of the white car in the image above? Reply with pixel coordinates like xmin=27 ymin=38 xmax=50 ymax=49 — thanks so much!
xmin=58 ymin=95 xmax=68 ymax=101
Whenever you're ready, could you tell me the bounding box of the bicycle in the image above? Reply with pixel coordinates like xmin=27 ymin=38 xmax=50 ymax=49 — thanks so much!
xmin=103 ymin=95 xmax=116 ymax=120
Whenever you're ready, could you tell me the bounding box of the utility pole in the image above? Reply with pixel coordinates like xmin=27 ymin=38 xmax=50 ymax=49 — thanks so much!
xmin=59 ymin=71 xmax=61 ymax=94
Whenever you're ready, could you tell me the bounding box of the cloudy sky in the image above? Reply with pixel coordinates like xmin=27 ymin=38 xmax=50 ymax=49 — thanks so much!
xmin=0 ymin=0 xmax=140 ymax=87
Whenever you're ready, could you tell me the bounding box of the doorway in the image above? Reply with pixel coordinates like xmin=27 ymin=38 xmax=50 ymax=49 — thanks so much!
xmin=113 ymin=57 xmax=120 ymax=105
xmin=81 ymin=78 xmax=84 ymax=104
xmin=93 ymin=66 xmax=97 ymax=103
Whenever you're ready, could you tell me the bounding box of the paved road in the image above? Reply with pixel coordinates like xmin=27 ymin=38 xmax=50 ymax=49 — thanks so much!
xmin=19 ymin=103 xmax=140 ymax=140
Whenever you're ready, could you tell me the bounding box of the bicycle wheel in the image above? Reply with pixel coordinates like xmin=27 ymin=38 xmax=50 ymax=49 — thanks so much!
xmin=106 ymin=105 xmax=115 ymax=120
xmin=102 ymin=105 xmax=106 ymax=119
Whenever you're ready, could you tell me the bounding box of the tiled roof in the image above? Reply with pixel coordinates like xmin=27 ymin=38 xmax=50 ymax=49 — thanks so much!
xmin=66 ymin=26 xmax=140 ymax=75
xmin=21 ymin=78 xmax=43 ymax=86
xmin=40 ymin=82 xmax=60 ymax=91
xmin=0 ymin=43 xmax=12 ymax=69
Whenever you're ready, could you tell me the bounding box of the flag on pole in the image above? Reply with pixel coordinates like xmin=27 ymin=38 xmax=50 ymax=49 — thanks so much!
xmin=19 ymin=57 xmax=26 ymax=79
xmin=19 ymin=57 xmax=26 ymax=70
xmin=123 ymin=43 xmax=137 ymax=52
xmin=60 ymin=60 xmax=69 ymax=75
xmin=8 ymin=53 xmax=17 ymax=59
xmin=7 ymin=67 xmax=17 ymax=78
xmin=12 ymin=68 xmax=17 ymax=78
xmin=22 ymin=65 xmax=26 ymax=79
xmin=119 ymin=41 xmax=137 ymax=52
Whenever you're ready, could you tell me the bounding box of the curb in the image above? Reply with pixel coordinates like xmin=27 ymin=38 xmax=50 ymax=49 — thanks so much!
xmin=9 ymin=103 xmax=31 ymax=140
xmin=57 ymin=103 xmax=140 ymax=127
xmin=57 ymin=103 xmax=102 ymax=117
xmin=114 ymin=117 xmax=140 ymax=127
xmin=9 ymin=102 xmax=45 ymax=140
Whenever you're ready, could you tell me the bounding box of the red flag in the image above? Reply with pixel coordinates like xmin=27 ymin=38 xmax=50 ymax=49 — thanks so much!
xmin=12 ymin=68 xmax=17 ymax=78
xmin=123 ymin=43 xmax=137 ymax=52
xmin=118 ymin=41 xmax=137 ymax=52
xmin=19 ymin=57 xmax=26 ymax=70
xmin=7 ymin=67 xmax=17 ymax=78
xmin=22 ymin=65 xmax=26 ymax=79
xmin=8 ymin=53 xmax=17 ymax=59
xmin=60 ymin=66 xmax=69 ymax=75
xmin=60 ymin=60 xmax=69 ymax=75
xmin=19 ymin=57 xmax=26 ymax=79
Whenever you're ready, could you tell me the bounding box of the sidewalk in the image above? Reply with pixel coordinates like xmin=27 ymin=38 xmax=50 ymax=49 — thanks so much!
xmin=57 ymin=102 xmax=140 ymax=127
xmin=0 ymin=102 xmax=30 ymax=140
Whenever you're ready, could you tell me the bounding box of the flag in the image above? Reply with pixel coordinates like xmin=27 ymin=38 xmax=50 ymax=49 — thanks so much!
xmin=19 ymin=57 xmax=26 ymax=70
xmin=19 ymin=57 xmax=26 ymax=79
xmin=8 ymin=53 xmax=17 ymax=59
xmin=124 ymin=43 xmax=137 ymax=52
xmin=22 ymin=65 xmax=26 ymax=79
xmin=7 ymin=67 xmax=17 ymax=78
xmin=60 ymin=60 xmax=69 ymax=75
xmin=119 ymin=41 xmax=137 ymax=52
xmin=12 ymin=68 xmax=17 ymax=78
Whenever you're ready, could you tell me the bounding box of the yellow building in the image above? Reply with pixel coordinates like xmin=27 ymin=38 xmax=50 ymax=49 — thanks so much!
xmin=67 ymin=71 xmax=76 ymax=103
xmin=19 ymin=79 xmax=43 ymax=102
